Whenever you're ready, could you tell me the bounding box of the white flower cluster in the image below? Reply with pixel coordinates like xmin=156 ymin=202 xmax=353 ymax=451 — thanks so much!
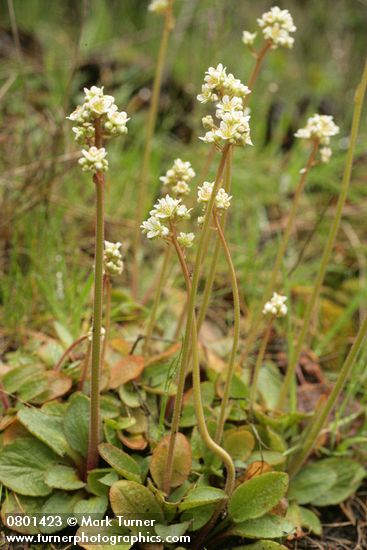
xmin=103 ymin=241 xmax=124 ymax=276
xmin=295 ymin=114 xmax=340 ymax=146
xmin=257 ymin=6 xmax=296 ymax=49
xmin=141 ymin=195 xmax=194 ymax=247
xmin=197 ymin=64 xmax=251 ymax=104
xmin=160 ymin=158 xmax=195 ymax=196
xmin=68 ymin=86 xmax=129 ymax=174
xmin=197 ymin=181 xmax=232 ymax=212
xmin=263 ymin=292 xmax=288 ymax=318
xmin=320 ymin=146 xmax=332 ymax=164
xmin=79 ymin=146 xmax=108 ymax=174
xmin=148 ymin=0 xmax=169 ymax=14
xmin=197 ymin=64 xmax=252 ymax=148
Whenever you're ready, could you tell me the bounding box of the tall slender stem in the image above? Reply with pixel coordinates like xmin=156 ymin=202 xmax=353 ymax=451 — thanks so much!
xmin=132 ymin=1 xmax=175 ymax=297
xmin=213 ymin=208 xmax=241 ymax=443
xmin=163 ymin=145 xmax=231 ymax=492
xmin=101 ymin=275 xmax=111 ymax=366
xmin=277 ymin=58 xmax=367 ymax=410
xmin=87 ymin=118 xmax=105 ymax=472
xmin=246 ymin=42 xmax=272 ymax=99
xmin=288 ymin=312 xmax=367 ymax=478
xmin=240 ymin=140 xmax=319 ymax=366
xmin=249 ymin=318 xmax=273 ymax=407
xmin=143 ymin=245 xmax=172 ymax=356
xmin=167 ymin=229 xmax=235 ymax=496
xmin=197 ymin=148 xmax=232 ymax=331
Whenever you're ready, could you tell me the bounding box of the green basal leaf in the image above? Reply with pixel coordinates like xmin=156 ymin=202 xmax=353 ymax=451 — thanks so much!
xmin=99 ymin=443 xmax=141 ymax=483
xmin=18 ymin=407 xmax=70 ymax=457
xmin=110 ymin=480 xmax=164 ymax=524
xmin=0 ymin=438 xmax=56 ymax=496
xmin=100 ymin=395 xmax=121 ymax=419
xmin=40 ymin=491 xmax=83 ymax=533
xmin=2 ymin=364 xmax=44 ymax=393
xmin=74 ymin=495 xmax=108 ymax=520
xmin=1 ymin=493 xmax=47 ymax=534
xmin=119 ymin=383 xmax=145 ymax=408
xmin=229 ymin=472 xmax=289 ymax=523
xmin=248 ymin=451 xmax=286 ymax=467
xmin=64 ymin=392 xmax=90 ymax=457
xmin=45 ymin=464 xmax=85 ymax=490
xmin=310 ymin=458 xmax=365 ymax=506
xmin=228 ymin=514 xmax=295 ymax=539
xmin=180 ymin=504 xmax=215 ymax=531
xmin=288 ymin=460 xmax=337 ymax=504
xmin=298 ymin=506 xmax=322 ymax=536
xmin=155 ymin=521 xmax=191 ymax=540
xmin=87 ymin=468 xmax=118 ymax=497
xmin=179 ymin=486 xmax=226 ymax=511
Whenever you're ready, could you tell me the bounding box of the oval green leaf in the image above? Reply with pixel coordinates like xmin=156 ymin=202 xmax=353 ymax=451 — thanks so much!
xmin=45 ymin=464 xmax=85 ymax=490
xmin=179 ymin=486 xmax=226 ymax=511
xmin=229 ymin=514 xmax=295 ymax=539
xmin=229 ymin=472 xmax=289 ymax=523
xmin=99 ymin=443 xmax=141 ymax=483
xmin=110 ymin=480 xmax=164 ymax=523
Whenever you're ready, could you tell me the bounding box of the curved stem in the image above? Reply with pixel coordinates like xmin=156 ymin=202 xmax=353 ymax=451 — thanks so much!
xmin=240 ymin=140 xmax=319 ymax=367
xmin=249 ymin=317 xmax=273 ymax=407
xmin=213 ymin=209 xmax=241 ymax=444
xmin=197 ymin=148 xmax=233 ymax=331
xmin=143 ymin=245 xmax=172 ymax=356
xmin=131 ymin=1 xmax=175 ymax=298
xmin=288 ymin=311 xmax=367 ymax=478
xmin=54 ymin=335 xmax=88 ymax=372
xmin=277 ymin=58 xmax=367 ymax=410
xmin=87 ymin=118 xmax=105 ymax=472
xmin=164 ymin=228 xmax=235 ymax=496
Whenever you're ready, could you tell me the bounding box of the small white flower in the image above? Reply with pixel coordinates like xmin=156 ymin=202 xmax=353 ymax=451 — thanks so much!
xmin=84 ymin=86 xmax=105 ymax=101
xmin=197 ymin=215 xmax=205 ymax=225
xmin=88 ymin=94 xmax=115 ymax=116
xmin=257 ymin=6 xmax=296 ymax=49
xmin=204 ymin=63 xmax=227 ymax=89
xmin=150 ymin=194 xmax=191 ymax=221
xmin=295 ymin=114 xmax=339 ymax=145
xmin=197 ymin=181 xmax=214 ymax=203
xmin=148 ymin=0 xmax=169 ymax=14
xmin=216 ymin=95 xmax=244 ymax=117
xmin=177 ymin=232 xmax=195 ymax=248
xmin=104 ymin=241 xmax=124 ymax=276
xmin=215 ymin=188 xmax=232 ymax=210
xmin=141 ymin=216 xmax=169 ymax=239
xmin=242 ymin=30 xmax=257 ymax=46
xmin=262 ymin=292 xmax=288 ymax=318
xmin=320 ymin=147 xmax=332 ymax=164
xmin=172 ymin=181 xmax=190 ymax=195
xmin=78 ymin=146 xmax=109 ymax=173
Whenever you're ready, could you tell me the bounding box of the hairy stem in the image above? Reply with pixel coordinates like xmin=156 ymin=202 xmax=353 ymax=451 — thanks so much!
xmin=143 ymin=245 xmax=172 ymax=356
xmin=277 ymin=58 xmax=367 ymax=410
xmin=213 ymin=208 xmax=241 ymax=443
xmin=87 ymin=118 xmax=105 ymax=472
xmin=240 ymin=140 xmax=319 ymax=367
xmin=101 ymin=275 xmax=111 ymax=367
xmin=131 ymin=1 xmax=175 ymax=297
